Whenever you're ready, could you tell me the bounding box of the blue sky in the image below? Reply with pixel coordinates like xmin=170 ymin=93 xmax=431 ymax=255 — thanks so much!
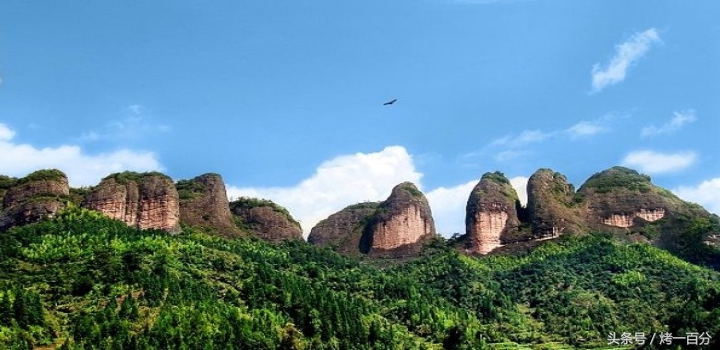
xmin=1 ymin=0 xmax=718 ymax=236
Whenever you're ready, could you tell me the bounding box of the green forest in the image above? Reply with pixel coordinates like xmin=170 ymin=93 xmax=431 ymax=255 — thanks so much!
xmin=0 ymin=206 xmax=718 ymax=349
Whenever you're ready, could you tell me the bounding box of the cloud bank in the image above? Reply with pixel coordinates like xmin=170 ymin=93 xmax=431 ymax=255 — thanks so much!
xmin=673 ymin=178 xmax=720 ymax=215
xmin=227 ymin=146 xmax=423 ymax=236
xmin=621 ymin=150 xmax=696 ymax=174
xmin=0 ymin=123 xmax=163 ymax=186
xmin=591 ymin=28 xmax=661 ymax=92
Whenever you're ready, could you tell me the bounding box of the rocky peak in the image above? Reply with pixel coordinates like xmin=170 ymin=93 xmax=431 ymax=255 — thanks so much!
xmin=362 ymin=182 xmax=436 ymax=255
xmin=177 ymin=173 xmax=242 ymax=237
xmin=2 ymin=169 xmax=70 ymax=208
xmin=576 ymin=166 xmax=674 ymax=227
xmin=308 ymin=202 xmax=380 ymax=253
xmin=573 ymin=166 xmax=715 ymax=248
xmin=82 ymin=171 xmax=181 ymax=233
xmin=0 ymin=169 xmax=70 ymax=231
xmin=308 ymin=182 xmax=437 ymax=257
xmin=230 ymin=197 xmax=302 ymax=242
xmin=464 ymin=172 xmax=527 ymax=254
xmin=526 ymin=168 xmax=582 ymax=238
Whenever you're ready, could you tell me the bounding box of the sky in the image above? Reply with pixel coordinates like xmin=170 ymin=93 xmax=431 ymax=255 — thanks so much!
xmin=1 ymin=0 xmax=719 ymax=237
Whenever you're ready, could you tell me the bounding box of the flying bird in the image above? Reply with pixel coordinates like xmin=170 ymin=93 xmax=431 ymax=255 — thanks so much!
xmin=383 ymin=98 xmax=397 ymax=106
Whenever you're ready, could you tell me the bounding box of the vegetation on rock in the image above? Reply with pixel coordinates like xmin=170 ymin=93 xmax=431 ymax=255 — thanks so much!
xmin=103 ymin=171 xmax=171 ymax=185
xmin=15 ymin=169 xmax=66 ymax=185
xmin=0 ymin=175 xmax=16 ymax=190
xmin=230 ymin=197 xmax=300 ymax=227
xmin=481 ymin=171 xmax=511 ymax=186
xmin=578 ymin=166 xmax=653 ymax=194
xmin=175 ymin=179 xmax=206 ymax=200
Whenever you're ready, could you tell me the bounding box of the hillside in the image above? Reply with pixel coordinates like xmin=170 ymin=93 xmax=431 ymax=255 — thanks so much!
xmin=0 ymin=206 xmax=718 ymax=349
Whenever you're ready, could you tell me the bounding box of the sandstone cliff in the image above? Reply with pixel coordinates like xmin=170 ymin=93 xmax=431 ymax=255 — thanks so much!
xmin=177 ymin=173 xmax=242 ymax=237
xmin=308 ymin=202 xmax=379 ymax=253
xmin=230 ymin=197 xmax=302 ymax=242
xmin=309 ymin=182 xmax=436 ymax=257
xmin=526 ymin=168 xmax=583 ymax=238
xmin=575 ymin=167 xmax=695 ymax=227
xmin=0 ymin=169 xmax=70 ymax=231
xmin=463 ymin=172 xmax=528 ymax=255
xmin=82 ymin=172 xmax=181 ymax=233
xmin=362 ymin=182 xmax=436 ymax=256
xmin=575 ymin=166 xmax=714 ymax=247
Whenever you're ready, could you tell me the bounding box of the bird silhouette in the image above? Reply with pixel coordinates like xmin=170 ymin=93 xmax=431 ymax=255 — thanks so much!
xmin=383 ymin=98 xmax=397 ymax=105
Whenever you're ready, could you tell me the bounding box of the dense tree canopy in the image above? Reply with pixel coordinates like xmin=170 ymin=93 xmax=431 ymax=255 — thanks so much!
xmin=0 ymin=206 xmax=717 ymax=349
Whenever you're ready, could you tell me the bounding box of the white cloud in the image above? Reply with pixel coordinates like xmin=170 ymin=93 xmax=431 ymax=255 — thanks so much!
xmin=480 ymin=114 xmax=620 ymax=163
xmin=509 ymin=176 xmax=529 ymax=206
xmin=127 ymin=104 xmax=144 ymax=115
xmin=0 ymin=123 xmax=16 ymax=141
xmin=82 ymin=104 xmax=170 ymax=142
xmin=673 ymin=178 xmax=720 ymax=215
xmin=0 ymin=123 xmax=163 ymax=186
xmin=227 ymin=146 xmax=423 ymax=236
xmin=481 ymin=116 xmax=613 ymax=162
xmin=426 ymin=180 xmax=477 ymax=237
xmin=485 ymin=130 xmax=551 ymax=162
xmin=491 ymin=130 xmax=550 ymax=147
xmin=494 ymin=149 xmax=529 ymax=162
xmin=621 ymin=150 xmax=696 ymax=174
xmin=641 ymin=109 xmax=696 ymax=138
xmin=80 ymin=131 xmax=101 ymax=141
xmin=591 ymin=28 xmax=661 ymax=92
xmin=566 ymin=120 xmax=605 ymax=138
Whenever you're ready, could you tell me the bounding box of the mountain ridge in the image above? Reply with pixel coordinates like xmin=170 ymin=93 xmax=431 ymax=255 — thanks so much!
xmin=0 ymin=166 xmax=717 ymax=263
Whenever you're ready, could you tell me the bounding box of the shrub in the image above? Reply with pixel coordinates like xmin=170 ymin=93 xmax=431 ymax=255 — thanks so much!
xmin=16 ymin=169 xmax=66 ymax=185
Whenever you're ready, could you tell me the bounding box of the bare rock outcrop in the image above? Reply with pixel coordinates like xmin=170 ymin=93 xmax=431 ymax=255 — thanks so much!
xmin=82 ymin=172 xmax=181 ymax=233
xmin=230 ymin=197 xmax=302 ymax=242
xmin=574 ymin=166 xmax=716 ymax=251
xmin=308 ymin=202 xmax=380 ymax=253
xmin=0 ymin=169 xmax=70 ymax=231
xmin=309 ymin=182 xmax=436 ymax=257
xmin=362 ymin=182 xmax=436 ymax=256
xmin=464 ymin=172 xmax=527 ymax=255
xmin=177 ymin=173 xmax=242 ymax=237
xmin=576 ymin=167 xmax=685 ymax=229
xmin=526 ymin=168 xmax=583 ymax=238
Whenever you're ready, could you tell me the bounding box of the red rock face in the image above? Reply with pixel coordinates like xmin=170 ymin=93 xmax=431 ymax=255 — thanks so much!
xmin=82 ymin=173 xmax=181 ymax=233
xmin=602 ymin=208 xmax=666 ymax=228
xmin=371 ymin=205 xmax=434 ymax=250
xmin=230 ymin=198 xmax=302 ymax=242
xmin=138 ymin=196 xmax=180 ymax=232
xmin=308 ymin=202 xmax=379 ymax=253
xmin=308 ymin=182 xmax=436 ymax=257
xmin=467 ymin=209 xmax=509 ymax=254
xmin=3 ymin=177 xmax=70 ymax=208
xmin=526 ymin=168 xmax=582 ymax=238
xmin=178 ymin=173 xmax=242 ymax=237
xmin=365 ymin=182 xmax=436 ymax=256
xmin=0 ymin=169 xmax=70 ymax=231
xmin=233 ymin=205 xmax=302 ymax=241
xmin=464 ymin=173 xmax=524 ymax=255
